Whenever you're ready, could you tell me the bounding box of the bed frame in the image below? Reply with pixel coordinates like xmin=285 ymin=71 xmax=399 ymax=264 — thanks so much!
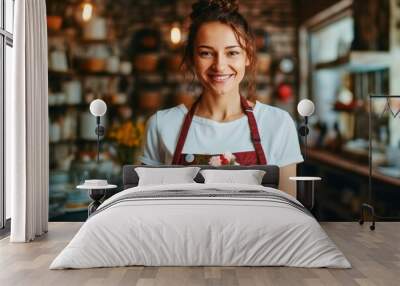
xmin=88 ymin=165 xmax=280 ymax=215
xmin=122 ymin=165 xmax=280 ymax=189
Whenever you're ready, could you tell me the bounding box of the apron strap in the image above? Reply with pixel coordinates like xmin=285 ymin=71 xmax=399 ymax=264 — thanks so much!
xmin=172 ymin=97 xmax=267 ymax=165
xmin=240 ymin=96 xmax=267 ymax=165
xmin=172 ymin=99 xmax=200 ymax=164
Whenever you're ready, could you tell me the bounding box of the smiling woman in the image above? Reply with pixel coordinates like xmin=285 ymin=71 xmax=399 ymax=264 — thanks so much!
xmin=139 ymin=0 xmax=303 ymax=197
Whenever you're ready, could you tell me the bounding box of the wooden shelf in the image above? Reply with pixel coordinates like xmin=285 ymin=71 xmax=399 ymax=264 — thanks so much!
xmin=332 ymin=101 xmax=361 ymax=113
xmin=314 ymin=51 xmax=391 ymax=72
xmin=314 ymin=55 xmax=349 ymax=70
xmin=135 ymin=73 xmax=163 ymax=83
xmin=332 ymin=107 xmax=358 ymax=113
xmin=50 ymin=138 xmax=111 ymax=145
xmin=48 ymin=30 xmax=75 ymax=39
xmin=49 ymin=70 xmax=76 ymax=77
xmin=49 ymin=103 xmax=88 ymax=109
xmin=50 ymin=139 xmax=95 ymax=145
xmin=307 ymin=148 xmax=400 ymax=187
xmin=79 ymin=38 xmax=116 ymax=45
xmin=79 ymin=71 xmax=131 ymax=77
xmin=49 ymin=69 xmax=132 ymax=78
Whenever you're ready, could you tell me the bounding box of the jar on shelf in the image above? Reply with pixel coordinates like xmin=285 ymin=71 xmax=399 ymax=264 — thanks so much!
xmin=48 ymin=92 xmax=57 ymax=106
xmin=119 ymin=61 xmax=132 ymax=75
xmin=47 ymin=16 xmax=63 ymax=32
xmin=166 ymin=53 xmax=183 ymax=73
xmin=81 ymin=58 xmax=106 ymax=72
xmin=130 ymin=27 xmax=161 ymax=52
xmin=257 ymin=53 xmax=271 ymax=74
xmin=49 ymin=49 xmax=69 ymax=72
xmin=55 ymin=92 xmax=67 ymax=105
xmin=138 ymin=89 xmax=164 ymax=110
xmin=83 ymin=17 xmax=107 ymax=40
xmin=106 ymin=56 xmax=120 ymax=73
xmin=254 ymin=29 xmax=269 ymax=51
xmin=62 ymin=109 xmax=78 ymax=140
xmin=81 ymin=44 xmax=110 ymax=72
xmin=49 ymin=120 xmax=62 ymax=143
xmin=133 ymin=53 xmax=159 ymax=73
xmin=111 ymin=92 xmax=128 ymax=105
xmin=63 ymin=80 xmax=82 ymax=104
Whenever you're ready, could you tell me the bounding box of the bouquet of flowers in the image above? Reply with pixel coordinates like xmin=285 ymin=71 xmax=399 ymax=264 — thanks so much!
xmin=108 ymin=119 xmax=146 ymax=164
xmin=209 ymin=152 xmax=240 ymax=166
xmin=108 ymin=120 xmax=145 ymax=148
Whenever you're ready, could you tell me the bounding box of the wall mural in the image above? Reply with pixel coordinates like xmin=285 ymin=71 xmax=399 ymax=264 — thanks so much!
xmin=46 ymin=0 xmax=299 ymax=220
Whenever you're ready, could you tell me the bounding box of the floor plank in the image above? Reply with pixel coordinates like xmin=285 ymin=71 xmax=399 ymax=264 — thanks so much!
xmin=0 ymin=222 xmax=399 ymax=286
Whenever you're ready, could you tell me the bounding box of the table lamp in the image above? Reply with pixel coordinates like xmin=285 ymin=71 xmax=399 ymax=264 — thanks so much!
xmin=297 ymin=99 xmax=315 ymax=161
xmin=89 ymin=99 xmax=107 ymax=163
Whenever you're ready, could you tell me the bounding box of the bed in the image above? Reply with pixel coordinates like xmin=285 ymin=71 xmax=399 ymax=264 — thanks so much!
xmin=50 ymin=165 xmax=350 ymax=269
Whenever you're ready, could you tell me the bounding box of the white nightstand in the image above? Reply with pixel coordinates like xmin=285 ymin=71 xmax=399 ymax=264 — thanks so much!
xmin=77 ymin=181 xmax=117 ymax=216
xmin=289 ymin=176 xmax=321 ymax=210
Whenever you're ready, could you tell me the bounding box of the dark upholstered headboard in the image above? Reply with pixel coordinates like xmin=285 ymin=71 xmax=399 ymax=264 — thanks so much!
xmin=122 ymin=165 xmax=280 ymax=189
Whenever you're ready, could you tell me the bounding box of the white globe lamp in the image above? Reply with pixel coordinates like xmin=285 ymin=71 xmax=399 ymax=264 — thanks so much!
xmin=89 ymin=99 xmax=107 ymax=163
xmin=297 ymin=99 xmax=315 ymax=117
xmin=297 ymin=99 xmax=315 ymax=161
xmin=90 ymin=99 xmax=107 ymax=117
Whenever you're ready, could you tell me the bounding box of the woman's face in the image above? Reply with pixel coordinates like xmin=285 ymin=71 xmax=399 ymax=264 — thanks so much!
xmin=193 ymin=21 xmax=249 ymax=96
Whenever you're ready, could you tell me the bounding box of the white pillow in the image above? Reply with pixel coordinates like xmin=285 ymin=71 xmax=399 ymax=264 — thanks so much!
xmin=200 ymin=169 xmax=266 ymax=185
xmin=135 ymin=167 xmax=201 ymax=186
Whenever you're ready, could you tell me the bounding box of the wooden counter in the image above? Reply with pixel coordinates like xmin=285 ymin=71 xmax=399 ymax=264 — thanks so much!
xmin=307 ymin=148 xmax=400 ymax=187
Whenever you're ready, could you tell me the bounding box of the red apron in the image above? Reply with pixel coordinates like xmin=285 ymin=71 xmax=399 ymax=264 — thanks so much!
xmin=172 ymin=96 xmax=267 ymax=165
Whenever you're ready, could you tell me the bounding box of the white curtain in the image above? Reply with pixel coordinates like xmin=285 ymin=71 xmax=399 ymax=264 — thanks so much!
xmin=8 ymin=0 xmax=49 ymax=242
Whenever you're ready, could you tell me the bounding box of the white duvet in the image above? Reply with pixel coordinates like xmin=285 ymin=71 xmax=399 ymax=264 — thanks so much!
xmin=50 ymin=183 xmax=351 ymax=269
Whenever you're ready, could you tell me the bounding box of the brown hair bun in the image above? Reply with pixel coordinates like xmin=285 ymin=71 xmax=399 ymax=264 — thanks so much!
xmin=191 ymin=0 xmax=239 ymax=20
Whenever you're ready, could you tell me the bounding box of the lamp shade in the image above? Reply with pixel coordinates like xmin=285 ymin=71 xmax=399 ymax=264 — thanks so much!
xmin=297 ymin=99 xmax=315 ymax=117
xmin=89 ymin=99 xmax=107 ymax=116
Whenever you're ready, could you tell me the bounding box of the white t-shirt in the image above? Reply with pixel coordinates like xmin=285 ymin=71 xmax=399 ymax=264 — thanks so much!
xmin=139 ymin=101 xmax=304 ymax=167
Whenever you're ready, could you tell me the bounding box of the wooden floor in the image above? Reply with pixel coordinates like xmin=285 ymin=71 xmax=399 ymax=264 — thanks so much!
xmin=0 ymin=222 xmax=399 ymax=286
